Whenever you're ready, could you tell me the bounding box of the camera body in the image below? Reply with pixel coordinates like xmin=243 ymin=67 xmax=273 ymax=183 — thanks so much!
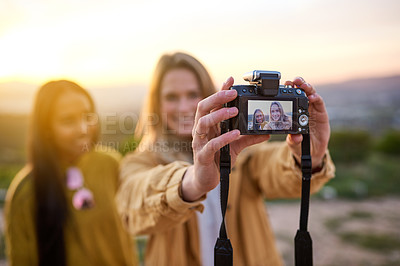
xmin=227 ymin=70 xmax=309 ymax=135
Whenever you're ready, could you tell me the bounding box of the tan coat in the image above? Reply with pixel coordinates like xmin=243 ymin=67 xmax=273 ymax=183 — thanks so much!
xmin=117 ymin=141 xmax=335 ymax=266
xmin=5 ymin=151 xmax=137 ymax=266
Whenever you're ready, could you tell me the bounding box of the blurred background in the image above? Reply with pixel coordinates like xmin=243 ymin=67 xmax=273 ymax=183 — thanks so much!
xmin=1 ymin=0 xmax=400 ymax=265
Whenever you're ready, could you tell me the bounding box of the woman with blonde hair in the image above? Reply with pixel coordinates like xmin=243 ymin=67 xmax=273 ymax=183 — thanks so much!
xmin=117 ymin=52 xmax=335 ymax=266
xmin=5 ymin=80 xmax=137 ymax=266
xmin=264 ymin=101 xmax=292 ymax=130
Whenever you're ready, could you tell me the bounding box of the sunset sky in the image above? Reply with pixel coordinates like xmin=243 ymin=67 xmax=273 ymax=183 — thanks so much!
xmin=1 ymin=0 xmax=399 ymax=90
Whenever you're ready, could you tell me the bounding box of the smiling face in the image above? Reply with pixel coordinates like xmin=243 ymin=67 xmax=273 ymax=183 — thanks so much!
xmin=270 ymin=104 xmax=281 ymax=122
xmin=160 ymin=68 xmax=202 ymax=137
xmin=255 ymin=110 xmax=264 ymax=123
xmin=51 ymin=91 xmax=97 ymax=163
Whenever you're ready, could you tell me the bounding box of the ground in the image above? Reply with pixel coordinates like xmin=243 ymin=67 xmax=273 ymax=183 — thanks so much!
xmin=267 ymin=197 xmax=400 ymax=266
xmin=1 ymin=197 xmax=399 ymax=265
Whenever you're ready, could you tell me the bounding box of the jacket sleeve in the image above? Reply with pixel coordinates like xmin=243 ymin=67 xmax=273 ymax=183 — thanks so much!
xmin=5 ymin=169 xmax=38 ymax=266
xmin=237 ymin=141 xmax=335 ymax=199
xmin=115 ymin=151 xmax=204 ymax=235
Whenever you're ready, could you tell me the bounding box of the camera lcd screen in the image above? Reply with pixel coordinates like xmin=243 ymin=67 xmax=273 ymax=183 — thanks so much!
xmin=248 ymin=100 xmax=293 ymax=131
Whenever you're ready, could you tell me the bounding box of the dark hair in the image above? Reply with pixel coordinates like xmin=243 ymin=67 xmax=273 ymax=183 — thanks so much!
xmin=29 ymin=80 xmax=96 ymax=266
xmin=252 ymin=109 xmax=265 ymax=130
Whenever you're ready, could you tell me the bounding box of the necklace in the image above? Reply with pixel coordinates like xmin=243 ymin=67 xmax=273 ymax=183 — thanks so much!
xmin=66 ymin=167 xmax=95 ymax=210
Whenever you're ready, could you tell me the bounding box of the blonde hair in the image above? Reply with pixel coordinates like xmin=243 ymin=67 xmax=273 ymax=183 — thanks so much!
xmin=135 ymin=52 xmax=216 ymax=145
xmin=270 ymin=101 xmax=288 ymax=122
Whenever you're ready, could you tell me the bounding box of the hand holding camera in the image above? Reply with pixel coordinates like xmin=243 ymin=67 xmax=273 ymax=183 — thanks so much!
xmin=181 ymin=77 xmax=269 ymax=202
xmin=284 ymin=77 xmax=330 ymax=169
xmin=182 ymin=71 xmax=330 ymax=202
xmin=228 ymin=70 xmax=329 ymax=169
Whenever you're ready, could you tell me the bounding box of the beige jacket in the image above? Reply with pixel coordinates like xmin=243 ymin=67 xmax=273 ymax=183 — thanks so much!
xmin=116 ymin=141 xmax=335 ymax=266
xmin=5 ymin=151 xmax=137 ymax=266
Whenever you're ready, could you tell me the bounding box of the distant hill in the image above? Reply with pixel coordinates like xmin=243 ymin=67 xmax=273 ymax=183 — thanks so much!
xmin=1 ymin=75 xmax=400 ymax=133
xmin=318 ymin=75 xmax=400 ymax=91
xmin=317 ymin=75 xmax=400 ymax=133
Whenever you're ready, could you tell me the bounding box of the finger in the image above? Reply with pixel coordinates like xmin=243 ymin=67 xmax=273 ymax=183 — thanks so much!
xmin=221 ymin=76 xmax=234 ymax=91
xmin=292 ymin=77 xmax=306 ymax=87
xmin=308 ymin=93 xmax=327 ymax=113
xmin=231 ymin=135 xmax=270 ymax=155
xmin=284 ymin=80 xmax=294 ymax=87
xmin=196 ymin=87 xmax=237 ymax=118
xmin=293 ymin=77 xmax=316 ymax=96
xmin=192 ymin=107 xmax=238 ymax=149
xmin=194 ymin=89 xmax=237 ymax=130
xmin=197 ymin=130 xmax=240 ymax=162
xmin=192 ymin=130 xmax=209 ymax=150
xmin=286 ymin=134 xmax=302 ymax=160
xmin=207 ymin=118 xmax=221 ymax=142
xmin=194 ymin=107 xmax=238 ymax=137
xmin=210 ymin=77 xmax=235 ymax=113
xmin=287 ymin=133 xmax=303 ymax=145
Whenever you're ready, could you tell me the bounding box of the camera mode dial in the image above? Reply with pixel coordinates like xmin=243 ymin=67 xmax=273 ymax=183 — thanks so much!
xmin=299 ymin=114 xmax=309 ymax=127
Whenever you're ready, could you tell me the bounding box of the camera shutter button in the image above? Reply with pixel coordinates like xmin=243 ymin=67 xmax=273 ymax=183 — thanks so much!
xmin=296 ymin=89 xmax=302 ymax=95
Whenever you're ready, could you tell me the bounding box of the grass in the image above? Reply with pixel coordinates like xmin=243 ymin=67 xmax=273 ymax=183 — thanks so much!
xmin=0 ymin=164 xmax=23 ymax=188
xmin=324 ymin=208 xmax=399 ymax=265
xmin=0 ymin=233 xmax=5 ymax=260
xmin=348 ymin=210 xmax=373 ymax=219
xmin=0 ymin=164 xmax=24 ymax=206
xmin=324 ymin=217 xmax=343 ymax=231
xmin=324 ymin=209 xmax=374 ymax=232
xmin=319 ymin=153 xmax=400 ymax=199
xmin=339 ymin=232 xmax=400 ymax=253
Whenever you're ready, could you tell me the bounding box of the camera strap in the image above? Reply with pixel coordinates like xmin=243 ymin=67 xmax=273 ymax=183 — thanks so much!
xmin=214 ymin=129 xmax=313 ymax=266
xmin=214 ymin=120 xmax=233 ymax=266
xmin=295 ymin=133 xmax=313 ymax=266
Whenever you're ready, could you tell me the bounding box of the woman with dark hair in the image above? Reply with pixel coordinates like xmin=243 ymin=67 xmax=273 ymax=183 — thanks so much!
xmin=264 ymin=101 xmax=291 ymax=130
xmin=252 ymin=108 xmax=267 ymax=130
xmin=116 ymin=52 xmax=335 ymax=266
xmin=5 ymin=80 xmax=137 ymax=266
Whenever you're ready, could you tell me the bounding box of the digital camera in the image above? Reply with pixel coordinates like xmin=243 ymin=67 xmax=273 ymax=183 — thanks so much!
xmin=227 ymin=70 xmax=309 ymax=135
